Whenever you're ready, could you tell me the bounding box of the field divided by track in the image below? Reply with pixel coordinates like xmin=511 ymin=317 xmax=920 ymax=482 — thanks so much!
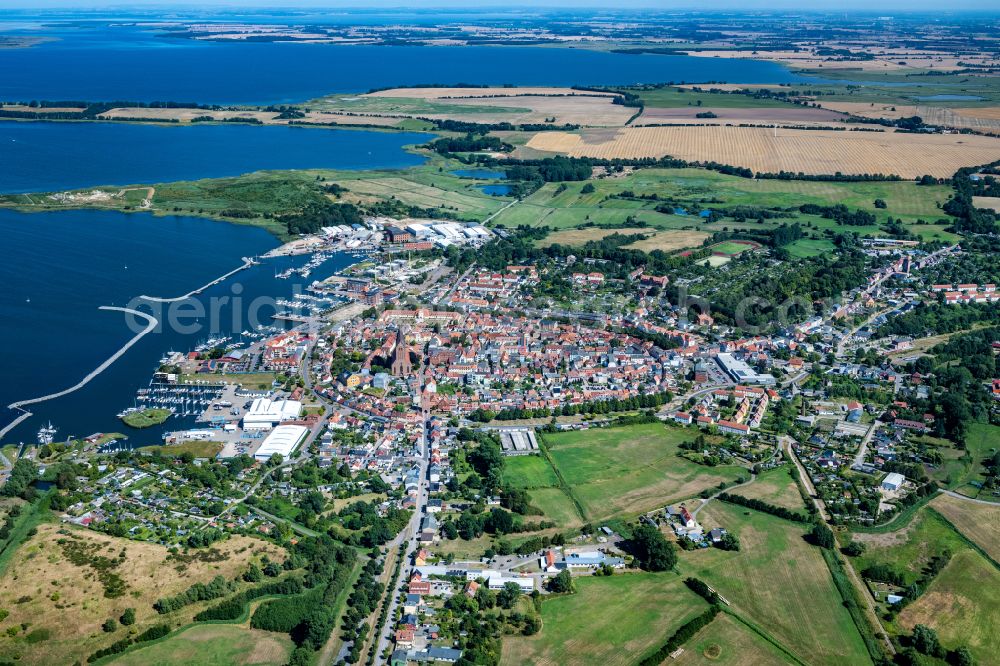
xmin=685 ymin=502 xmax=871 ymax=666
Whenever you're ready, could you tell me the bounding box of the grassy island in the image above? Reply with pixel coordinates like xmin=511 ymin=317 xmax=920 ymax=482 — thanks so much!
xmin=120 ymin=408 xmax=172 ymax=429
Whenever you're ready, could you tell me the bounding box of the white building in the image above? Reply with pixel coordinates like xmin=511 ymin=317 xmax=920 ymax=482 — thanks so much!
xmin=881 ymin=472 xmax=905 ymax=491
xmin=254 ymin=425 xmax=308 ymax=462
xmin=242 ymin=398 xmax=302 ymax=431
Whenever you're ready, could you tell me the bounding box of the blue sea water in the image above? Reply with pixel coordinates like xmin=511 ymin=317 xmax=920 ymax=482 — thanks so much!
xmin=0 ymin=122 xmax=430 ymax=193
xmin=0 ymin=22 xmax=818 ymax=104
xmin=0 ymin=208 xmax=356 ymax=444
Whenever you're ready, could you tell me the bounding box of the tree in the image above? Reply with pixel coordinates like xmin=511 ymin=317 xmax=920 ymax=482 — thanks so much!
xmin=102 ymin=618 xmax=117 ymax=633
xmin=497 ymin=582 xmax=521 ymax=609
xmin=548 ymin=569 xmax=573 ymax=594
xmin=809 ymin=522 xmax=835 ymax=549
xmin=911 ymin=624 xmax=942 ymax=657
xmin=243 ymin=564 xmax=263 ymax=583
xmin=952 ymin=646 xmax=975 ymax=666
xmin=717 ymin=532 xmax=740 ymax=552
xmin=843 ymin=541 xmax=866 ymax=557
xmin=119 ymin=608 xmax=136 ymax=626
xmin=483 ymin=508 xmax=515 ymax=535
xmin=630 ymin=524 xmax=678 ymax=571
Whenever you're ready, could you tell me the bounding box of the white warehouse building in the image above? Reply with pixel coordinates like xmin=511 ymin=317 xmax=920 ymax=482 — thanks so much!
xmin=881 ymin=472 xmax=905 ymax=491
xmin=254 ymin=424 xmax=308 ymax=462
xmin=242 ymin=398 xmax=302 ymax=431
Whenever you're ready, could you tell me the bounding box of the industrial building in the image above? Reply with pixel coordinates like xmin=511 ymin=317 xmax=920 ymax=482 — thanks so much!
xmin=715 ymin=353 xmax=776 ymax=385
xmin=497 ymin=428 xmax=539 ymax=455
xmin=242 ymin=397 xmax=302 ymax=431
xmin=254 ymin=424 xmax=308 ymax=461
xmin=881 ymin=472 xmax=905 ymax=491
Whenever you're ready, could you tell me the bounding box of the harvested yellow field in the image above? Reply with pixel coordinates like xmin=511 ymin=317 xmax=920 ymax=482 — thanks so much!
xmin=98 ymin=107 xmax=277 ymax=122
xmin=931 ymin=494 xmax=1000 ymax=563
xmin=365 ymin=86 xmax=616 ymax=99
xmin=973 ymin=196 xmax=1000 ymax=212
xmin=821 ymin=102 xmax=1000 ymax=134
xmin=538 ymin=226 xmax=654 ymax=247
xmin=624 ymin=230 xmax=710 ymax=252
xmin=538 ymin=227 xmax=708 ymax=253
xmin=526 ymin=126 xmax=1000 ymax=178
xmin=93 ymin=108 xmax=402 ymax=127
xmin=361 ymin=86 xmax=632 ymax=126
xmin=0 ymin=104 xmax=83 ymax=113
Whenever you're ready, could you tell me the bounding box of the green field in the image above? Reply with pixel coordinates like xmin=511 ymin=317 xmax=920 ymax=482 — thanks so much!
xmin=628 ymin=87 xmax=800 ymax=109
xmin=526 ymin=487 xmax=584 ymax=529
xmin=139 ymin=440 xmax=224 ymax=459
xmin=108 ymin=624 xmax=293 ymax=666
xmin=675 ymin=612 xmax=796 ymax=666
xmin=896 ymin=549 xmax=1000 ymax=664
xmin=709 ymin=241 xmax=756 ymax=256
xmin=684 ymin=502 xmax=870 ymax=666
xmin=852 ymin=508 xmax=967 ymax=587
xmin=307 ymin=93 xmax=528 ymax=117
xmin=503 ymin=454 xmax=560 ymax=489
xmin=501 ymin=572 xmax=707 ymax=666
xmin=951 ymin=423 xmax=1000 ymax=498
xmin=490 ymin=167 xmax=955 ymax=245
xmin=736 ymin=466 xmax=808 ymax=514
xmin=541 ymin=423 xmax=747 ymax=522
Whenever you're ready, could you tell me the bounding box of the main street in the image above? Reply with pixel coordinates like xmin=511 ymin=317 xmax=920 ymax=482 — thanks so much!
xmin=372 ymin=406 xmax=431 ymax=664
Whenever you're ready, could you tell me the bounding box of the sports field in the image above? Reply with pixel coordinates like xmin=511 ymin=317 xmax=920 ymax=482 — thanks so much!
xmin=541 ymin=423 xmax=747 ymax=522
xmin=526 ymin=126 xmax=1000 ymax=178
xmin=683 ymin=502 xmax=870 ymax=666
xmin=109 ymin=624 xmax=293 ymax=666
xmin=500 ymin=572 xmax=706 ymax=666
xmin=897 ymin=549 xmax=1000 ymax=665
xmin=930 ymin=494 xmax=1000 ymax=564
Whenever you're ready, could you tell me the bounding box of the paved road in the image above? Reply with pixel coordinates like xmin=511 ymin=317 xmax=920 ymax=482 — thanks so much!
xmin=372 ymin=410 xmax=431 ymax=663
xmin=853 ymin=420 xmax=883 ymax=468
xmin=938 ymin=488 xmax=1000 ymax=506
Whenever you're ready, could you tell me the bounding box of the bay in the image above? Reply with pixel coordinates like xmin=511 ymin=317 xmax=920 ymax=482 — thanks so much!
xmin=0 ymin=207 xmax=357 ymax=445
xmin=0 ymin=121 xmax=431 ymax=193
xmin=0 ymin=29 xmax=817 ymax=105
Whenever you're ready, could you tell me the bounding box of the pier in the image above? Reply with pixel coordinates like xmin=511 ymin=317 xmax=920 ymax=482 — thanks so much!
xmin=138 ymin=256 xmax=258 ymax=304
xmin=0 ymin=306 xmax=158 ymax=441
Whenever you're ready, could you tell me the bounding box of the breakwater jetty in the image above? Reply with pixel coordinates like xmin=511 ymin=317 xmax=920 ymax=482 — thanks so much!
xmin=0 ymin=306 xmax=158 ymax=442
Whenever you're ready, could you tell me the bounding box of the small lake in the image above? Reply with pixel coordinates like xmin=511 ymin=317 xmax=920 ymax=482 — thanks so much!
xmin=480 ymin=184 xmax=513 ymax=196
xmin=0 ymin=121 xmax=431 ymax=193
xmin=451 ymin=169 xmax=508 ymax=180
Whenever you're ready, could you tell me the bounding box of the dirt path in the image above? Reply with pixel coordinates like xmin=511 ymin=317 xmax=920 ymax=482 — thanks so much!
xmin=784 ymin=439 xmax=895 ymax=657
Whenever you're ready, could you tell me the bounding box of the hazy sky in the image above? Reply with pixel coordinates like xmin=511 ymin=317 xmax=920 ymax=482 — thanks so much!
xmin=1 ymin=1 xmax=998 ymax=11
